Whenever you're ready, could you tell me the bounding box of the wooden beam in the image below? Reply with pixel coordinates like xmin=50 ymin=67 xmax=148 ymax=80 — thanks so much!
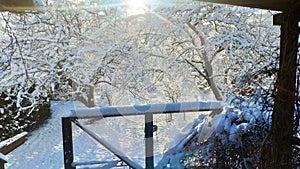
xmin=273 ymin=13 xmax=286 ymax=25
xmin=0 ymin=0 xmax=35 ymax=12
xmin=0 ymin=132 xmax=28 ymax=155
xmin=200 ymin=0 xmax=295 ymax=11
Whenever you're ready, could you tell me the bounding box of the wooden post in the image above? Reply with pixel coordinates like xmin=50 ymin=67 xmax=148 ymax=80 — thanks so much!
xmin=268 ymin=11 xmax=300 ymax=168
xmin=145 ymin=113 xmax=154 ymax=169
xmin=62 ymin=117 xmax=75 ymax=169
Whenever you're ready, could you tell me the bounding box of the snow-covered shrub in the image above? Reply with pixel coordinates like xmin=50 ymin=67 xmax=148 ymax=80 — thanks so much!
xmin=183 ymin=93 xmax=272 ymax=168
xmin=0 ymin=86 xmax=50 ymax=141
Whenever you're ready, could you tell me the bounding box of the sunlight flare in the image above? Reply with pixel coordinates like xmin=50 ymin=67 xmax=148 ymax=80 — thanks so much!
xmin=126 ymin=0 xmax=150 ymax=15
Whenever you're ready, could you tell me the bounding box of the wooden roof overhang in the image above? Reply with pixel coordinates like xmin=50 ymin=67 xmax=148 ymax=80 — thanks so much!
xmin=200 ymin=0 xmax=300 ymax=12
xmin=1 ymin=0 xmax=300 ymax=13
xmin=0 ymin=0 xmax=35 ymax=12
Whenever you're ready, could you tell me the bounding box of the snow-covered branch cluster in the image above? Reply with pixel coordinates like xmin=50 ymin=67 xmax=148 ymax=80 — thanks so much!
xmin=183 ymin=93 xmax=272 ymax=168
xmin=160 ymin=3 xmax=279 ymax=100
xmin=0 ymin=1 xmax=112 ymax=110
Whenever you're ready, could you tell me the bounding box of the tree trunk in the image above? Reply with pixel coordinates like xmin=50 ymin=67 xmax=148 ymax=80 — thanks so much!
xmin=204 ymin=65 xmax=223 ymax=101
xmin=69 ymin=79 xmax=96 ymax=108
xmin=186 ymin=22 xmax=224 ymax=101
xmin=200 ymin=38 xmax=223 ymax=101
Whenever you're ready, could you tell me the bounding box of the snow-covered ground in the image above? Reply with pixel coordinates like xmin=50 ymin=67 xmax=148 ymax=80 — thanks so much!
xmin=6 ymin=101 xmax=119 ymax=169
xmin=5 ymin=101 xmax=209 ymax=169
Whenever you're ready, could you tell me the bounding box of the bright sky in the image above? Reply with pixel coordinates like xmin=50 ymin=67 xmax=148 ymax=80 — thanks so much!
xmin=125 ymin=0 xmax=151 ymax=15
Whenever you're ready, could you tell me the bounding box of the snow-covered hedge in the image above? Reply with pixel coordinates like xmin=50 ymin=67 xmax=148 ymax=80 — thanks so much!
xmin=183 ymin=94 xmax=272 ymax=168
xmin=0 ymin=89 xmax=50 ymax=141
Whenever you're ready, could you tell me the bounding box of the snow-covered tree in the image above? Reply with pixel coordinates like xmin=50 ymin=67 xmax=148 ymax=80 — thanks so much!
xmin=0 ymin=0 xmax=114 ymax=109
xmin=86 ymin=11 xmax=200 ymax=105
xmin=0 ymin=0 xmax=117 ymax=139
xmin=0 ymin=0 xmax=279 ymax=142
xmin=1 ymin=0 xmax=278 ymax=108
xmin=87 ymin=1 xmax=279 ymax=102
xmin=152 ymin=2 xmax=279 ymax=101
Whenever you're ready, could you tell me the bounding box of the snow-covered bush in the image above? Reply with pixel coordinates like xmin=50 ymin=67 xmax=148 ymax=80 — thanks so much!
xmin=0 ymin=86 xmax=50 ymax=141
xmin=183 ymin=93 xmax=272 ymax=168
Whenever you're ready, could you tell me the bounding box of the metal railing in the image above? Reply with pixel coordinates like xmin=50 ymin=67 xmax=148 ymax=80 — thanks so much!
xmin=62 ymin=101 xmax=223 ymax=169
xmin=0 ymin=153 xmax=6 ymax=169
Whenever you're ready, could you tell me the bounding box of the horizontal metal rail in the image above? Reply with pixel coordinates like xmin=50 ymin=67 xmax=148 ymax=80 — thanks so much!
xmin=66 ymin=101 xmax=223 ymax=119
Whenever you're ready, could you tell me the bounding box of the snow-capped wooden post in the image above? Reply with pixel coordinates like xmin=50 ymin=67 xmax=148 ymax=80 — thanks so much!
xmin=0 ymin=153 xmax=7 ymax=169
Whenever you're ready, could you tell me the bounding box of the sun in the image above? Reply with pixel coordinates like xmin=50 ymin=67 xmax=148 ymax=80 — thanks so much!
xmin=126 ymin=0 xmax=150 ymax=15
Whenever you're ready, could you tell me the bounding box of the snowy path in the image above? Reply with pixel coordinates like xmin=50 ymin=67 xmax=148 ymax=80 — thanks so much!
xmin=6 ymin=101 xmax=117 ymax=169
xmin=6 ymin=101 xmax=207 ymax=169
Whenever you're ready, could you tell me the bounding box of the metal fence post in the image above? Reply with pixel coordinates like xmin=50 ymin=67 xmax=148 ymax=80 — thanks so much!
xmin=145 ymin=113 xmax=154 ymax=169
xmin=0 ymin=153 xmax=6 ymax=169
xmin=62 ymin=117 xmax=75 ymax=169
xmin=0 ymin=161 xmax=5 ymax=169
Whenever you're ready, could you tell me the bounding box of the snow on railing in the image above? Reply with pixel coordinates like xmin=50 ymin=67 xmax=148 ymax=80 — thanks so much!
xmin=67 ymin=101 xmax=223 ymax=119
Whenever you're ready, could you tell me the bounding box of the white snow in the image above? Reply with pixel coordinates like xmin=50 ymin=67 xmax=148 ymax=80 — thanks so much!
xmin=6 ymin=101 xmax=117 ymax=169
